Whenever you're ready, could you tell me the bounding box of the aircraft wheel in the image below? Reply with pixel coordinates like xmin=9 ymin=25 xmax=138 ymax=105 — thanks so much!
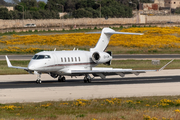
xmin=39 ymin=80 xmax=42 ymax=84
xmin=36 ymin=79 xmax=41 ymax=84
xmin=62 ymin=77 xmax=66 ymax=82
xmin=87 ymin=78 xmax=91 ymax=83
xmin=58 ymin=76 xmax=62 ymax=82
xmin=84 ymin=77 xmax=87 ymax=83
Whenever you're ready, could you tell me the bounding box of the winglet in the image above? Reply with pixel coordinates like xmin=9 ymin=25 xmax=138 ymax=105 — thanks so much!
xmin=158 ymin=59 xmax=174 ymax=71
xmin=5 ymin=55 xmax=12 ymax=67
xmin=5 ymin=55 xmax=28 ymax=70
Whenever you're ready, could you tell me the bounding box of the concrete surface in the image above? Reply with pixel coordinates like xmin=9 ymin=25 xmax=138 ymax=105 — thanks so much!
xmin=0 ymin=69 xmax=180 ymax=103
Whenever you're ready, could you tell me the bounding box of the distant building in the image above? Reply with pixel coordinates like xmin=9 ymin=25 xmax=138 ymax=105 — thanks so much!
xmin=154 ymin=0 xmax=165 ymax=7
xmin=0 ymin=6 xmax=14 ymax=11
xmin=143 ymin=3 xmax=159 ymax=10
xmin=6 ymin=6 xmax=14 ymax=11
xmin=154 ymin=0 xmax=180 ymax=9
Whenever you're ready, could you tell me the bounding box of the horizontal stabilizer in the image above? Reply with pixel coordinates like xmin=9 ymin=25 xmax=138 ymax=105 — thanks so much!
xmin=104 ymin=31 xmax=143 ymax=35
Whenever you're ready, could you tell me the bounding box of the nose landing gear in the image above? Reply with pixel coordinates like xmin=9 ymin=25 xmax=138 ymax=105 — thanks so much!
xmin=36 ymin=73 xmax=42 ymax=84
xmin=36 ymin=79 xmax=41 ymax=84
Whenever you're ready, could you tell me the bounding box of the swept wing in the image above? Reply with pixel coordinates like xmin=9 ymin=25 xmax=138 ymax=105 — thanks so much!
xmin=71 ymin=59 xmax=174 ymax=79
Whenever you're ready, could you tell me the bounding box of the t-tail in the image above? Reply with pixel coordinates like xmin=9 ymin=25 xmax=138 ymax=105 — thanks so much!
xmin=90 ymin=28 xmax=143 ymax=52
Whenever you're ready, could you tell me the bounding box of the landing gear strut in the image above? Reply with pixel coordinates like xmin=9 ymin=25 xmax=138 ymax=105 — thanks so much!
xmin=36 ymin=73 xmax=42 ymax=84
xmin=58 ymin=76 xmax=66 ymax=82
xmin=84 ymin=74 xmax=92 ymax=83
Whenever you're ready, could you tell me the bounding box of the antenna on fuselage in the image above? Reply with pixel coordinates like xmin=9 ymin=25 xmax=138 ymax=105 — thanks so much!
xmin=54 ymin=48 xmax=56 ymax=51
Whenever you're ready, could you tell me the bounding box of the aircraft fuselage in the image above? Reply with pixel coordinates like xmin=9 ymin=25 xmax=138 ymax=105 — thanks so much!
xmin=28 ymin=50 xmax=112 ymax=75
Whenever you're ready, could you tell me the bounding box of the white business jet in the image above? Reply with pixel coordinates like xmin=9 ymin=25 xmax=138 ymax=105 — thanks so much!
xmin=5 ymin=28 xmax=173 ymax=84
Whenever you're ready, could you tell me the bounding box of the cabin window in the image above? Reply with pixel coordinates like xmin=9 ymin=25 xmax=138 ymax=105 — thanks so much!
xmin=44 ymin=55 xmax=51 ymax=59
xmin=32 ymin=55 xmax=50 ymax=60
xmin=37 ymin=55 xmax=44 ymax=59
xmin=68 ymin=57 xmax=70 ymax=62
xmin=75 ymin=57 xmax=77 ymax=62
xmin=32 ymin=55 xmax=38 ymax=59
xmin=78 ymin=57 xmax=80 ymax=61
xmin=64 ymin=57 xmax=66 ymax=62
xmin=61 ymin=58 xmax=63 ymax=62
xmin=71 ymin=57 xmax=73 ymax=62
xmin=174 ymin=2 xmax=176 ymax=4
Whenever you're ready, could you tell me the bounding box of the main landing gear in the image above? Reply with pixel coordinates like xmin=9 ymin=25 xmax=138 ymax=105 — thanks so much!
xmin=84 ymin=75 xmax=92 ymax=83
xmin=58 ymin=76 xmax=66 ymax=82
xmin=36 ymin=73 xmax=42 ymax=84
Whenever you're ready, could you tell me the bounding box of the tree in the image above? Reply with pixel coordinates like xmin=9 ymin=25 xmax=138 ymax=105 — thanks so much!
xmin=0 ymin=0 xmax=7 ymax=6
xmin=46 ymin=0 xmax=66 ymax=12
xmin=21 ymin=0 xmax=37 ymax=10
xmin=38 ymin=1 xmax=46 ymax=10
xmin=76 ymin=0 xmax=87 ymax=9
xmin=64 ymin=0 xmax=76 ymax=12
xmin=101 ymin=6 xmax=113 ymax=18
xmin=73 ymin=8 xmax=92 ymax=18
xmin=15 ymin=3 xmax=26 ymax=12
xmin=0 ymin=8 xmax=10 ymax=19
xmin=30 ymin=11 xmax=41 ymax=19
xmin=86 ymin=7 xmax=99 ymax=18
xmin=12 ymin=0 xmax=20 ymax=5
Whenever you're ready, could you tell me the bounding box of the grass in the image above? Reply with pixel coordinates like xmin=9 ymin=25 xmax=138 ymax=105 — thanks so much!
xmin=0 ymin=26 xmax=125 ymax=37
xmin=0 ymin=60 xmax=29 ymax=75
xmin=2 ymin=26 xmax=180 ymax=54
xmin=2 ymin=46 xmax=180 ymax=55
xmin=0 ymin=27 xmax=103 ymax=37
xmin=0 ymin=59 xmax=178 ymax=75
xmin=1 ymin=96 xmax=180 ymax=119
xmin=99 ymin=59 xmax=178 ymax=70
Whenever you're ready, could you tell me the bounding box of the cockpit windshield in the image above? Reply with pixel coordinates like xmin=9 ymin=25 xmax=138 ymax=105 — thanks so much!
xmin=32 ymin=55 xmax=51 ymax=60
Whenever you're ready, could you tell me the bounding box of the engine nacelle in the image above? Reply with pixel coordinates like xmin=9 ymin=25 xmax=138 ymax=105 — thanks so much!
xmin=50 ymin=72 xmax=58 ymax=78
xmin=92 ymin=52 xmax=112 ymax=64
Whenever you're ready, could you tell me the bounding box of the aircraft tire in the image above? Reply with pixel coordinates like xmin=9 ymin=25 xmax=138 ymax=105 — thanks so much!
xmin=36 ymin=79 xmax=41 ymax=84
xmin=87 ymin=78 xmax=91 ymax=83
xmin=84 ymin=77 xmax=87 ymax=83
xmin=62 ymin=77 xmax=66 ymax=82
xmin=58 ymin=76 xmax=62 ymax=82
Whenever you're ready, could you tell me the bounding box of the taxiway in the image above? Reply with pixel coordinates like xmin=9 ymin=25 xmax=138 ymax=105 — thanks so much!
xmin=0 ymin=69 xmax=180 ymax=103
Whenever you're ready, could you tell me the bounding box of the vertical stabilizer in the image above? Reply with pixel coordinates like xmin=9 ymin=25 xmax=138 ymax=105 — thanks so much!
xmin=90 ymin=28 xmax=115 ymax=52
xmin=90 ymin=27 xmax=143 ymax=52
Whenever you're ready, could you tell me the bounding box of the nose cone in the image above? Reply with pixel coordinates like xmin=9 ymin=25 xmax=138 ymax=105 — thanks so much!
xmin=28 ymin=64 xmax=35 ymax=70
xmin=28 ymin=60 xmax=37 ymax=70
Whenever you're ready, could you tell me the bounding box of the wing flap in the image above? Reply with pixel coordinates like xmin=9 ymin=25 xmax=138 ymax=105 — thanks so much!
xmin=71 ymin=68 xmax=150 ymax=75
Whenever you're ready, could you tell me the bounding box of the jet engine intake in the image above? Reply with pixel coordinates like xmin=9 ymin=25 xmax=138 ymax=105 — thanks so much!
xmin=92 ymin=52 xmax=100 ymax=63
xmin=91 ymin=52 xmax=112 ymax=64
